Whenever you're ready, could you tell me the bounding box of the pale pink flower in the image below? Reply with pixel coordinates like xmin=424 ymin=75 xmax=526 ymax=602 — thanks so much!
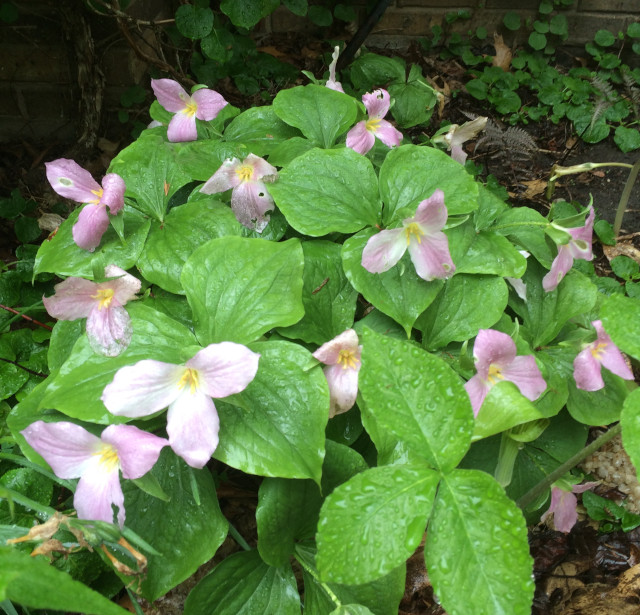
xmin=101 ymin=343 xmax=260 ymax=469
xmin=465 ymin=329 xmax=547 ymax=417
xmin=200 ymin=153 xmax=278 ymax=232
xmin=43 ymin=265 xmax=141 ymax=357
xmin=151 ymin=78 xmax=228 ymax=142
xmin=540 ymin=482 xmax=599 ymax=533
xmin=346 ymin=89 xmax=403 ymax=155
xmin=45 ymin=159 xmax=125 ymax=251
xmin=325 ymin=46 xmax=344 ymax=93
xmin=361 ymin=189 xmax=455 ymax=281
xmin=573 ymin=320 xmax=634 ymax=391
xmin=313 ymin=329 xmax=362 ymax=418
xmin=21 ymin=421 xmax=168 ymax=528
xmin=543 ymin=207 xmax=594 ymax=292
xmin=437 ymin=116 xmax=487 ymax=164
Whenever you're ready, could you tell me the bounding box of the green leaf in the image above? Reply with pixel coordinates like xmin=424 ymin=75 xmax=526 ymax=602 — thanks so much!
xmin=360 ymin=328 xmax=473 ymax=471
xmin=214 ymin=340 xmax=328 ymax=483
xmin=14 ymin=217 xmax=41 ymax=243
xmin=220 ymin=0 xmax=279 ymax=28
xmin=173 ymin=139 xmax=247 ymax=182
xmin=622 ymin=388 xmax=640 ymax=475
xmin=417 ymin=275 xmax=508 ymax=350
xmin=614 ymin=125 xmax=640 ymax=152
xmin=276 ymin=240 xmax=358 ymax=345
xmin=465 ymin=79 xmax=488 ymax=100
xmin=201 ymin=27 xmax=235 ymax=63
xmin=269 ymin=148 xmax=379 ymax=236
xmin=602 ymin=293 xmax=640 ymax=360
xmin=426 ymin=470 xmax=534 ymax=615
xmin=47 ymin=320 xmax=83 ymax=372
xmin=528 ymin=31 xmax=547 ymax=50
xmin=350 ymin=54 xmax=406 ymax=91
xmin=494 ymin=206 xmax=553 ymax=266
xmin=549 ymin=14 xmax=568 ymax=37
xmin=184 ymin=550 xmax=300 ymax=615
xmin=138 ymin=198 xmax=244 ymax=294
xmin=0 ymin=545 xmax=130 ymax=615
xmin=0 ymin=363 xmax=29 ymax=400
xmin=181 ymin=236 xmax=304 ymax=346
xmin=567 ymin=369 xmax=629 ymax=424
xmin=175 ymin=4 xmax=213 ymax=39
xmin=272 ymin=85 xmax=357 ymax=148
xmin=611 ymin=255 xmax=639 ymax=281
xmin=308 ymin=5 xmax=332 ymax=25
xmin=594 ymin=29 xmax=616 ymax=46
xmin=124 ymin=450 xmax=227 ymax=601
xmin=342 ymin=228 xmax=443 ymax=337
xmin=331 ymin=606 xmax=375 ymax=615
xmin=0 ymin=468 xmax=53 ymax=525
xmin=503 ymin=12 xmax=521 ymax=31
xmin=316 ymin=463 xmax=439 ymax=585
xmin=34 ymin=207 xmax=150 ymax=278
xmin=378 ymin=145 xmax=478 ymax=225
xmin=283 ymin=0 xmax=307 ymax=16
xmin=388 ymin=80 xmax=437 ymax=128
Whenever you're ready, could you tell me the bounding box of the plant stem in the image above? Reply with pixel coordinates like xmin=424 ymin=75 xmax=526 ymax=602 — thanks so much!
xmin=227 ymin=523 xmax=252 ymax=551
xmin=490 ymin=221 xmax=549 ymax=232
xmin=295 ymin=551 xmax=342 ymax=608
xmin=547 ymin=161 xmax=634 ymax=199
xmin=0 ymin=302 xmax=52 ymax=331
xmin=495 ymin=433 xmax=520 ymax=488
xmin=516 ymin=423 xmax=621 ymax=510
xmin=613 ymin=158 xmax=640 ymax=237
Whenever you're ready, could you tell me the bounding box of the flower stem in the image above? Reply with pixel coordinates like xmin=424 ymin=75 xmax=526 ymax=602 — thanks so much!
xmin=613 ymin=158 xmax=640 ymax=238
xmin=516 ymin=423 xmax=621 ymax=510
xmin=495 ymin=433 xmax=520 ymax=488
xmin=227 ymin=523 xmax=251 ymax=551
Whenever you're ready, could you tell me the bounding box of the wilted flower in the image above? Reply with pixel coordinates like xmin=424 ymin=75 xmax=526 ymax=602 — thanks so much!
xmin=465 ymin=329 xmax=547 ymax=417
xmin=102 ymin=343 xmax=260 ymax=469
xmin=200 ymin=153 xmax=278 ymax=232
xmin=573 ymin=320 xmax=634 ymax=391
xmin=540 ymin=482 xmax=599 ymax=533
xmin=543 ymin=207 xmax=594 ymax=292
xmin=361 ymin=189 xmax=455 ymax=281
xmin=151 ymin=78 xmax=228 ymax=143
xmin=21 ymin=421 xmax=168 ymax=528
xmin=325 ymin=46 xmax=344 ymax=93
xmin=45 ymin=158 xmax=125 ymax=252
xmin=43 ymin=265 xmax=141 ymax=357
xmin=346 ymin=89 xmax=403 ymax=155
xmin=313 ymin=329 xmax=362 ymax=417
xmin=434 ymin=116 xmax=488 ymax=165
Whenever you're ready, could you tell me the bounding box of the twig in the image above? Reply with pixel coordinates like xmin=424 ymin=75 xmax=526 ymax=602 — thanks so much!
xmin=0 ymin=357 xmax=48 ymax=379
xmin=0 ymin=303 xmax=52 ymax=330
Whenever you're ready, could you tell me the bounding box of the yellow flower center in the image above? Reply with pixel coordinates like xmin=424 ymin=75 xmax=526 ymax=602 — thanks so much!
xmin=487 ymin=364 xmax=504 ymax=385
xmin=92 ymin=288 xmax=114 ymax=310
xmin=184 ymin=99 xmax=198 ymax=117
xmin=90 ymin=187 xmax=104 ymax=204
xmin=365 ymin=117 xmax=381 ymax=132
xmin=590 ymin=341 xmax=607 ymax=360
xmin=96 ymin=444 xmax=119 ymax=472
xmin=235 ymin=165 xmax=254 ymax=182
xmin=404 ymin=222 xmax=424 ymax=246
xmin=337 ymin=349 xmax=359 ymax=370
xmin=178 ymin=368 xmax=200 ymax=394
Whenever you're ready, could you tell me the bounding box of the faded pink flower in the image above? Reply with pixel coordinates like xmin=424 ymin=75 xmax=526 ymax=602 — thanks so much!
xmin=200 ymin=154 xmax=278 ymax=232
xmin=361 ymin=189 xmax=455 ymax=281
xmin=541 ymin=482 xmax=599 ymax=533
xmin=346 ymin=89 xmax=403 ymax=155
xmin=325 ymin=46 xmax=344 ymax=93
xmin=313 ymin=329 xmax=361 ymax=417
xmin=43 ymin=265 xmax=141 ymax=357
xmin=465 ymin=329 xmax=547 ymax=417
xmin=543 ymin=207 xmax=594 ymax=292
xmin=151 ymin=78 xmax=228 ymax=142
xmin=437 ymin=116 xmax=487 ymax=165
xmin=102 ymin=343 xmax=260 ymax=469
xmin=573 ymin=320 xmax=634 ymax=391
xmin=45 ymin=159 xmax=125 ymax=252
xmin=21 ymin=421 xmax=168 ymax=528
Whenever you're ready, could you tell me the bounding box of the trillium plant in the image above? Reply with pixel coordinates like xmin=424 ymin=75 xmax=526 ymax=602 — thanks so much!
xmin=5 ymin=64 xmax=639 ymax=615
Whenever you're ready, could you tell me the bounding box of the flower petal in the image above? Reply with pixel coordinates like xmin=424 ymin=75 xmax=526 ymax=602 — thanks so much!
xmin=187 ymin=342 xmax=260 ymax=398
xmin=412 ymin=189 xmax=448 ymax=232
xmin=102 ymin=360 xmax=184 ymax=417
xmin=542 ymin=244 xmax=574 ymax=292
xmin=464 ymin=374 xmax=491 ymax=417
xmin=500 ymin=355 xmax=546 ymax=401
xmin=45 ymin=159 xmax=101 ymax=203
xmin=230 ymin=181 xmax=273 ymax=232
xmin=72 ymin=204 xmax=110 ymax=252
xmin=200 ymin=158 xmax=242 ymax=194
xmin=104 ymin=265 xmax=141 ymax=306
xmin=326 ymin=46 xmax=344 ymax=93
xmin=101 ymin=424 xmax=168 ymax=480
xmin=21 ymin=421 xmax=100 ymax=478
xmin=166 ymin=390 xmax=220 ymax=468
xmin=86 ymin=304 xmax=133 ymax=357
xmin=75 ymin=459 xmax=124 ymax=526
xmin=362 ymin=89 xmax=390 ymax=119
xmin=592 ymin=320 xmax=634 ymax=381
xmin=374 ymin=119 xmax=403 ymax=149
xmin=567 ymin=207 xmax=594 ymax=261
xmin=346 ymin=121 xmax=375 ymax=155
xmin=245 ymin=154 xmax=278 ymax=181
xmin=573 ymin=346 xmax=604 ymax=391
xmin=324 ymin=363 xmax=359 ymax=417
xmin=167 ymin=111 xmax=198 ymax=142
xmin=42 ymin=277 xmax=98 ymax=320
xmin=313 ymin=329 xmax=360 ymax=366
xmin=472 ymin=329 xmax=517 ymax=377
xmin=192 ymin=88 xmax=228 ymax=121
xmin=361 ymin=228 xmax=406 ymax=274
xmin=151 ymin=78 xmax=191 ymax=113
xmin=450 ymin=144 xmax=467 ymax=165
xmin=407 ymin=231 xmax=455 ymax=281
xmin=100 ymin=174 xmax=126 ymax=215
xmin=541 ymin=487 xmax=577 ymax=533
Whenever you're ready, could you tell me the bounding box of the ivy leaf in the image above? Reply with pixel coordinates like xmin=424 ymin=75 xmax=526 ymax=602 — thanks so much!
xmin=175 ymin=4 xmax=214 ymax=39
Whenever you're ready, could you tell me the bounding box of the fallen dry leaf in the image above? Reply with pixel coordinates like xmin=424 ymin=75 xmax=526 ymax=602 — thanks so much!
xmin=492 ymin=33 xmax=512 ymax=71
xmin=521 ymin=178 xmax=548 ymax=199
xmin=603 ymin=242 xmax=640 ymax=265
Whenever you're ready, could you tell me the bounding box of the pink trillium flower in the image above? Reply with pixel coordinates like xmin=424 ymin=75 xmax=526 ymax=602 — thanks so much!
xmin=45 ymin=159 xmax=125 ymax=252
xmin=361 ymin=189 xmax=455 ymax=281
xmin=325 ymin=46 xmax=344 ymax=93
xmin=313 ymin=329 xmax=362 ymax=418
xmin=101 ymin=343 xmax=260 ymax=469
xmin=21 ymin=421 xmax=168 ymax=528
xmin=543 ymin=207 xmax=594 ymax=292
xmin=573 ymin=320 xmax=634 ymax=391
xmin=151 ymin=78 xmax=228 ymax=143
xmin=346 ymin=89 xmax=403 ymax=155
xmin=436 ymin=116 xmax=488 ymax=165
xmin=200 ymin=154 xmax=278 ymax=233
xmin=465 ymin=329 xmax=547 ymax=417
xmin=42 ymin=265 xmax=141 ymax=357
xmin=540 ymin=482 xmax=599 ymax=533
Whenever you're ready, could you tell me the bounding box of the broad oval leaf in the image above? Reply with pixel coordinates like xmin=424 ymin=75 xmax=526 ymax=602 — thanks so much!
xmin=426 ymin=469 xmax=534 ymax=615
xmin=269 ymin=148 xmax=380 ymax=236
xmin=621 ymin=388 xmax=640 ymax=475
xmin=181 ymin=236 xmax=304 ymax=346
xmin=602 ymin=293 xmax=640 ymax=361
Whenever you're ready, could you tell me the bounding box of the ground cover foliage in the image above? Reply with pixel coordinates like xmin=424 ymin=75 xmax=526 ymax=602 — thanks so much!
xmin=1 ymin=4 xmax=640 ymax=615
